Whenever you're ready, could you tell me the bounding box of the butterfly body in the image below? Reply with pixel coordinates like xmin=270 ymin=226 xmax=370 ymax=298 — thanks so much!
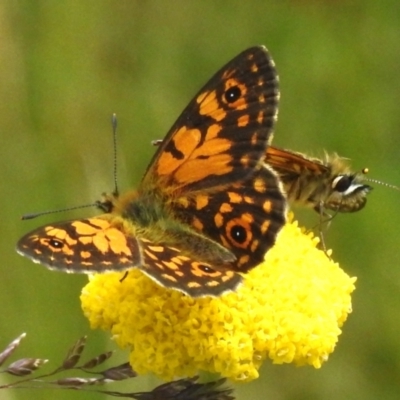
xmin=265 ymin=146 xmax=372 ymax=213
xmin=17 ymin=46 xmax=286 ymax=297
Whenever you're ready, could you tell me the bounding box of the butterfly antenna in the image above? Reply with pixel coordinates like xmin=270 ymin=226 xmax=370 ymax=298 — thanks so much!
xmin=361 ymin=168 xmax=400 ymax=191
xmin=151 ymin=139 xmax=163 ymax=146
xmin=22 ymin=115 xmax=121 ymax=221
xmin=111 ymin=113 xmax=119 ymax=197
xmin=21 ymin=203 xmax=98 ymax=220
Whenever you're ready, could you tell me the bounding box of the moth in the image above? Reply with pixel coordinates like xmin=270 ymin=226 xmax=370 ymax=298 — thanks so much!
xmin=265 ymin=146 xmax=373 ymax=214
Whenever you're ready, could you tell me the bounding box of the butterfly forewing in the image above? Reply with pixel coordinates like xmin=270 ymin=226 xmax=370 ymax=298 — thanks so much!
xmin=17 ymin=217 xmax=141 ymax=272
xmin=143 ymin=46 xmax=279 ymax=193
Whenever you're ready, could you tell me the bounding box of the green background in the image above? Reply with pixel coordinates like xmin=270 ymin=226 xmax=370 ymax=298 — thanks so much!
xmin=2 ymin=1 xmax=400 ymax=399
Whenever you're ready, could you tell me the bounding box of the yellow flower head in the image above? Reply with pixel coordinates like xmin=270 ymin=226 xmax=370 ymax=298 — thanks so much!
xmin=80 ymin=219 xmax=356 ymax=382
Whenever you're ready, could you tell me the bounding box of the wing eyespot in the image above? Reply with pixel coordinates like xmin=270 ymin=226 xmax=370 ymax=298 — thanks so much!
xmin=225 ymin=219 xmax=253 ymax=249
xmin=224 ymin=86 xmax=241 ymax=103
xmin=49 ymin=238 xmax=64 ymax=249
xmin=229 ymin=224 xmax=248 ymax=244
xmin=199 ymin=264 xmax=216 ymax=273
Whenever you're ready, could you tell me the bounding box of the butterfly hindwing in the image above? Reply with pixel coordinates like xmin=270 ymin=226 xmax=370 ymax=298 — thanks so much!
xmin=139 ymin=238 xmax=242 ymax=297
xmin=174 ymin=165 xmax=286 ymax=273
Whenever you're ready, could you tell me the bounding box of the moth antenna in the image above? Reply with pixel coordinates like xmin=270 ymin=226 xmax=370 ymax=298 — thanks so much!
xmin=21 ymin=203 xmax=98 ymax=220
xmin=365 ymin=178 xmax=400 ymax=191
xmin=361 ymin=167 xmax=400 ymax=190
xmin=111 ymin=113 xmax=119 ymax=197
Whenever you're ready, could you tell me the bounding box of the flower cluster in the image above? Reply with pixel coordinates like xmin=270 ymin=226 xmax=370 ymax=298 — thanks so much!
xmin=81 ymin=219 xmax=356 ymax=382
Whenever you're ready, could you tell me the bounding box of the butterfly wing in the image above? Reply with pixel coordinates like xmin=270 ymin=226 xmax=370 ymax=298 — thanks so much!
xmin=139 ymin=238 xmax=242 ymax=297
xmin=142 ymin=46 xmax=279 ymax=193
xmin=174 ymin=165 xmax=286 ymax=273
xmin=17 ymin=216 xmax=241 ymax=297
xmin=16 ymin=216 xmax=142 ymax=272
xmin=139 ymin=46 xmax=285 ymax=274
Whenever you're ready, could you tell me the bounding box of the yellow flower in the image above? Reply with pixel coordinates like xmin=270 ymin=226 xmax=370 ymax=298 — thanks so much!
xmin=80 ymin=219 xmax=356 ymax=382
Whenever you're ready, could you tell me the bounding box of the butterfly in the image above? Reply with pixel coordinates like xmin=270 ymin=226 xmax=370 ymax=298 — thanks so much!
xmin=265 ymin=146 xmax=373 ymax=214
xmin=17 ymin=46 xmax=287 ymax=297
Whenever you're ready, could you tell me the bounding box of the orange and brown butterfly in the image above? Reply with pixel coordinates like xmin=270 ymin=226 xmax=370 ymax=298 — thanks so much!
xmin=16 ymin=46 xmax=287 ymax=297
xmin=265 ymin=146 xmax=373 ymax=214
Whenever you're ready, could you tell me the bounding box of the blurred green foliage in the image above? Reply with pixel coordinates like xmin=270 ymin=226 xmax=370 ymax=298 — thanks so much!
xmin=2 ymin=1 xmax=400 ymax=399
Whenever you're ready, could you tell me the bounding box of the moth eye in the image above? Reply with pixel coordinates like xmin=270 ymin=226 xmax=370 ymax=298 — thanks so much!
xmin=224 ymin=86 xmax=241 ymax=103
xmin=332 ymin=175 xmax=352 ymax=193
